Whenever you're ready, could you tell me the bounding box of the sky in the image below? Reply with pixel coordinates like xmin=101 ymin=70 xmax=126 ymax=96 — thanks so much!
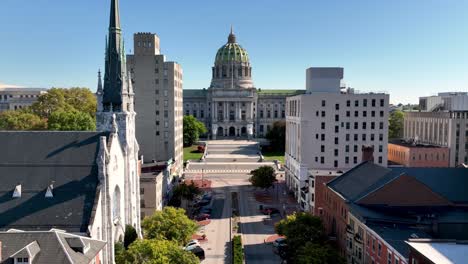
xmin=1 ymin=0 xmax=468 ymax=104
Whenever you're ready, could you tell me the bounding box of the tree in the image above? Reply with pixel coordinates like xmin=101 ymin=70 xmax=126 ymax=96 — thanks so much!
xmin=183 ymin=115 xmax=207 ymax=147
xmin=0 ymin=110 xmax=47 ymax=130
xmin=275 ymin=213 xmax=335 ymax=263
xmin=30 ymin=88 xmax=69 ymax=118
xmin=296 ymin=242 xmax=345 ymax=264
xmin=124 ymin=225 xmax=138 ymax=249
xmin=63 ymin=87 xmax=97 ymax=117
xmin=120 ymin=239 xmax=199 ymax=264
xmin=389 ymin=110 xmax=404 ymax=139
xmin=249 ymin=166 xmax=277 ymax=190
xmin=173 ymin=182 xmax=201 ymax=201
xmin=266 ymin=120 xmax=286 ymax=152
xmin=142 ymin=207 xmax=198 ymax=245
xmin=48 ymin=109 xmax=96 ymax=131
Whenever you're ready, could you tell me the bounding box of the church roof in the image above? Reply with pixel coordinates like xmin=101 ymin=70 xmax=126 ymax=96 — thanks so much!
xmin=0 ymin=131 xmax=108 ymax=233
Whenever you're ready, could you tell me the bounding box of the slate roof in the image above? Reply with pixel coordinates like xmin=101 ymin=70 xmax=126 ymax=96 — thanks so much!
xmin=0 ymin=131 xmax=108 ymax=232
xmin=0 ymin=229 xmax=106 ymax=264
xmin=327 ymin=162 xmax=468 ymax=204
xmin=367 ymin=224 xmax=430 ymax=258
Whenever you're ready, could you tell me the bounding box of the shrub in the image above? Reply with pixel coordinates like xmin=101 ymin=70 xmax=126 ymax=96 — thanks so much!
xmin=233 ymin=235 xmax=244 ymax=264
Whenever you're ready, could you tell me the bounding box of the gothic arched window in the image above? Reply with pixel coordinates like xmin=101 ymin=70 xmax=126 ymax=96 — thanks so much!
xmin=113 ymin=186 xmax=121 ymax=221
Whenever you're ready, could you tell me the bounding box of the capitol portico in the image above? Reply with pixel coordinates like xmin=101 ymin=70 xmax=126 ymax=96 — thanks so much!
xmin=184 ymin=28 xmax=304 ymax=138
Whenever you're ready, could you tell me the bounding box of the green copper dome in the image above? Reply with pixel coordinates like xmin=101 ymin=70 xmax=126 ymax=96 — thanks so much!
xmin=215 ymin=29 xmax=249 ymax=64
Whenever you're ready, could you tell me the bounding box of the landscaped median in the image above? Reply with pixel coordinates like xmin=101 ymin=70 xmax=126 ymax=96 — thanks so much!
xmin=233 ymin=235 xmax=244 ymax=264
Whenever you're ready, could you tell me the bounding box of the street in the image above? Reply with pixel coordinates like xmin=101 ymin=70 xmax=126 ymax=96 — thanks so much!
xmin=185 ymin=140 xmax=285 ymax=264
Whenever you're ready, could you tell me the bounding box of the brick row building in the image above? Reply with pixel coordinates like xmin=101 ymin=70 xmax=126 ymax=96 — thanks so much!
xmin=315 ymin=161 xmax=468 ymax=264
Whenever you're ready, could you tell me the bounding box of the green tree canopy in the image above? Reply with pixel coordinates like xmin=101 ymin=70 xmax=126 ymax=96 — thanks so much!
xmin=142 ymin=207 xmax=198 ymax=245
xmin=120 ymin=239 xmax=199 ymax=264
xmin=63 ymin=87 xmax=97 ymax=117
xmin=296 ymin=242 xmax=345 ymax=264
xmin=0 ymin=110 xmax=47 ymax=130
xmin=266 ymin=120 xmax=286 ymax=152
xmin=389 ymin=110 xmax=404 ymax=139
xmin=183 ymin=115 xmax=207 ymax=147
xmin=275 ymin=213 xmax=343 ymax=263
xmin=172 ymin=182 xmax=201 ymax=201
xmin=48 ymin=109 xmax=96 ymax=131
xmin=249 ymin=166 xmax=277 ymax=189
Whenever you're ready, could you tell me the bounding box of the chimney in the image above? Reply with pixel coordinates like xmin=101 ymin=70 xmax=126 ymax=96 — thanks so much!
xmin=361 ymin=145 xmax=374 ymax=162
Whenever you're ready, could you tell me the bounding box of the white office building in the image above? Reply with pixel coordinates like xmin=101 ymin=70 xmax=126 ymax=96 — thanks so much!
xmin=285 ymin=67 xmax=389 ymax=205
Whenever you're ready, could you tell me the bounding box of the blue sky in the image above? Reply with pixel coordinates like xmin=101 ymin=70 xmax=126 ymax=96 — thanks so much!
xmin=1 ymin=0 xmax=468 ymax=104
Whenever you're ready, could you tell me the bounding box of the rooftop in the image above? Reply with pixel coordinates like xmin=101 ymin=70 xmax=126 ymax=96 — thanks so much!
xmin=0 ymin=229 xmax=106 ymax=264
xmin=389 ymin=139 xmax=445 ymax=148
xmin=406 ymin=239 xmax=468 ymax=264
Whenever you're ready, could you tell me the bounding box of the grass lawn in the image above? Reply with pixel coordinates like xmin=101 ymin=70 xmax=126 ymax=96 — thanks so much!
xmin=184 ymin=145 xmax=203 ymax=162
xmin=262 ymin=150 xmax=285 ymax=164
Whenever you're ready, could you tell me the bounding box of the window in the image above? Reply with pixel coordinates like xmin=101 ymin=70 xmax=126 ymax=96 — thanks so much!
xmin=371 ymin=111 xmax=375 ymax=117
xmin=334 ymin=160 xmax=338 ymax=167
xmin=156 ymin=110 xmax=160 ymax=115
xmin=379 ymin=122 xmax=384 ymax=129
xmin=379 ymin=134 xmax=383 ymax=141
xmin=362 ymin=122 xmax=367 ymax=129
xmin=320 ymin=157 xmax=325 ymax=164
xmin=355 ymin=100 xmax=359 ymax=107
xmin=363 ymin=111 xmax=367 ymax=117
xmin=335 ymin=126 xmax=339 ymax=133
xmin=321 ymin=134 xmax=325 ymax=141
xmin=322 ymin=100 xmax=326 ymax=107
xmin=346 ymin=134 xmax=350 ymax=141
xmin=362 ymin=134 xmax=366 ymax=141
xmin=354 ymin=111 xmax=359 ymax=117
xmin=353 ymin=157 xmax=358 ymax=164
xmin=380 ymin=111 xmax=384 ymax=117
xmin=354 ymin=145 xmax=358 ymax=152
xmin=372 ymin=99 xmax=376 ymax=107
xmin=345 ymin=156 xmax=349 ymax=164
xmin=378 ymin=156 xmax=383 ymax=163
xmin=346 ymin=111 xmax=350 ymax=117
xmin=334 ymin=149 xmax=338 ymax=156
xmin=346 ymin=100 xmax=350 ymax=107
xmin=321 ymin=122 xmax=325 ymax=129
xmin=321 ymin=111 xmax=325 ymax=117
xmin=346 ymin=122 xmax=350 ymax=129
xmin=164 ymin=100 xmax=168 ymax=107
xmin=335 ymin=115 xmax=339 ymax=122
xmin=164 ymin=89 xmax=168 ymax=97
xmin=379 ymin=145 xmax=383 ymax=152
xmin=335 ymin=103 xmax=339 ymax=110
xmin=354 ymin=122 xmax=358 ymax=129
xmin=354 ymin=134 xmax=358 ymax=141
xmin=371 ymin=134 xmax=375 ymax=141
xmin=321 ymin=145 xmax=325 ymax=152
xmin=345 ymin=145 xmax=350 ymax=152
xmin=164 ymin=121 xmax=169 ymax=128
xmin=164 ymin=131 xmax=169 ymax=138
xmin=388 ymin=253 xmax=392 ymax=264
xmin=371 ymin=122 xmax=375 ymax=129
xmin=335 ymin=137 xmax=339 ymax=144
xmin=363 ymin=99 xmax=368 ymax=107
xmin=164 ymin=110 xmax=168 ymax=118
xmin=140 ymin=188 xmax=144 ymax=195
xmin=156 ymin=131 xmax=160 ymax=136
xmin=378 ymin=243 xmax=381 ymax=256
xmin=380 ymin=99 xmax=385 ymax=107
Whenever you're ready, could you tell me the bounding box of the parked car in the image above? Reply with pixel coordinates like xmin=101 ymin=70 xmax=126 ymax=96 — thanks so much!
xmin=184 ymin=244 xmax=199 ymax=251
xmin=273 ymin=237 xmax=287 ymax=248
xmin=187 ymin=246 xmax=205 ymax=260
xmin=195 ymin=213 xmax=210 ymax=221
xmin=185 ymin=239 xmax=200 ymax=248
xmin=200 ymin=206 xmax=212 ymax=215
xmin=261 ymin=207 xmax=280 ymax=215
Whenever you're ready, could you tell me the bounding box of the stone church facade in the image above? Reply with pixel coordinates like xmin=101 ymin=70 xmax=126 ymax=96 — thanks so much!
xmin=0 ymin=1 xmax=140 ymax=264
xmin=183 ymin=29 xmax=305 ymax=138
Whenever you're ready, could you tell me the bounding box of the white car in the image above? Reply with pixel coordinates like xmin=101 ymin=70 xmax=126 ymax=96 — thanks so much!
xmin=185 ymin=240 xmax=200 ymax=249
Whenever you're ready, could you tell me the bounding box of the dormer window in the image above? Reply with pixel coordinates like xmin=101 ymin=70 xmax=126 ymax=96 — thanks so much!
xmin=16 ymin=257 xmax=29 ymax=264
xmin=45 ymin=184 xmax=54 ymax=198
xmin=13 ymin=184 xmax=21 ymax=198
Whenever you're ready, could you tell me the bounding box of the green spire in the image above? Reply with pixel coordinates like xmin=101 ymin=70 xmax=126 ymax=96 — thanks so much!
xmin=102 ymin=0 xmax=125 ymax=111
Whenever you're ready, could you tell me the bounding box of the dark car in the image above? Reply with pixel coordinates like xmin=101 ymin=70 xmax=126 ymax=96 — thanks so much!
xmin=261 ymin=207 xmax=280 ymax=215
xmin=195 ymin=213 xmax=210 ymax=221
xmin=200 ymin=206 xmax=212 ymax=214
xmin=188 ymin=246 xmax=205 ymax=260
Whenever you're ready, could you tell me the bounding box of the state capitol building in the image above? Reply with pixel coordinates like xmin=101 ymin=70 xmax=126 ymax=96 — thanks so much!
xmin=183 ymin=29 xmax=304 ymax=139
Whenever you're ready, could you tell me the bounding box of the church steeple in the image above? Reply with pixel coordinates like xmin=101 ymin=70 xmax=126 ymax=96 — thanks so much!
xmin=102 ymin=0 xmax=130 ymax=112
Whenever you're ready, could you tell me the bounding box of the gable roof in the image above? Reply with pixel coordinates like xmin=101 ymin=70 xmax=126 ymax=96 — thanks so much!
xmin=327 ymin=162 xmax=468 ymax=204
xmin=0 ymin=229 xmax=106 ymax=264
xmin=0 ymin=131 xmax=108 ymax=232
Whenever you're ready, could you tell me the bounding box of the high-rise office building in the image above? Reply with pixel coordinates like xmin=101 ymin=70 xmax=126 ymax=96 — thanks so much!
xmin=127 ymin=33 xmax=183 ymax=177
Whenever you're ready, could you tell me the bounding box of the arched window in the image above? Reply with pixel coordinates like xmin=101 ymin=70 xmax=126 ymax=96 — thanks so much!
xmin=222 ymin=66 xmax=227 ymax=77
xmin=113 ymin=186 xmax=121 ymax=221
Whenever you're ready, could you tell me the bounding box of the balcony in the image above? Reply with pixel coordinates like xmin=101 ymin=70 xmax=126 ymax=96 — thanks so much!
xmin=354 ymin=234 xmax=363 ymax=244
xmin=346 ymin=225 xmax=354 ymax=235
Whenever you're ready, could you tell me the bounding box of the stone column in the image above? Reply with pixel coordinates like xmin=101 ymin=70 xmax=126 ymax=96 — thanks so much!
xmin=247 ymin=123 xmax=253 ymax=140
xmin=212 ymin=123 xmax=218 ymax=140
